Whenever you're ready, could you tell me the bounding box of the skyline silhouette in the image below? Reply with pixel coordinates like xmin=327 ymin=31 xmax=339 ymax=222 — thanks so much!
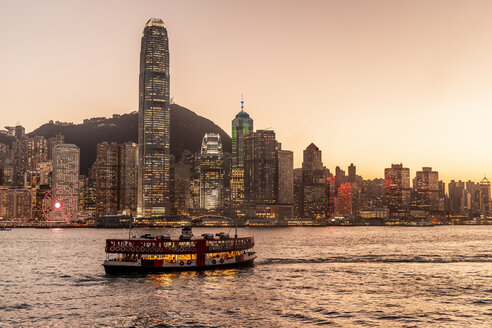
xmin=1 ymin=0 xmax=491 ymax=182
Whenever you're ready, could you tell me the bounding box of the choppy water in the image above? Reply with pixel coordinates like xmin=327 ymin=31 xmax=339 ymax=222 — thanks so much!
xmin=0 ymin=226 xmax=491 ymax=327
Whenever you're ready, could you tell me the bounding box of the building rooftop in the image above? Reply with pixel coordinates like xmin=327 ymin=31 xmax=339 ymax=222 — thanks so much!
xmin=55 ymin=143 xmax=79 ymax=149
xmin=145 ymin=18 xmax=166 ymax=28
xmin=305 ymin=143 xmax=319 ymax=152
xmin=235 ymin=111 xmax=252 ymax=119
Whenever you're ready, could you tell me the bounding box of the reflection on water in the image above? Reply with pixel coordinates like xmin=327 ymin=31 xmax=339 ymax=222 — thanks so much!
xmin=0 ymin=226 xmax=491 ymax=327
xmin=149 ymin=268 xmax=241 ymax=287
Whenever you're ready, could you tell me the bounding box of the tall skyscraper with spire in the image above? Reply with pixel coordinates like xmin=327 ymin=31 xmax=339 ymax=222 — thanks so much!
xmin=231 ymin=97 xmax=253 ymax=205
xmin=137 ymin=18 xmax=170 ymax=217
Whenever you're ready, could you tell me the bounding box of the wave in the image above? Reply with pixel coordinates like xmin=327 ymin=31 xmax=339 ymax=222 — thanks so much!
xmin=258 ymin=255 xmax=492 ymax=265
xmin=0 ymin=303 xmax=31 ymax=311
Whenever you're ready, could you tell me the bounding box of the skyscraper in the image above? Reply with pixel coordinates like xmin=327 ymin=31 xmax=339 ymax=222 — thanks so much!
xmin=47 ymin=134 xmax=64 ymax=160
xmin=95 ymin=142 xmax=120 ymax=217
xmin=448 ymin=180 xmax=465 ymax=215
xmin=52 ymin=144 xmax=80 ymax=213
xmin=200 ymin=133 xmax=224 ymax=210
xmin=244 ymin=130 xmax=278 ymax=205
xmin=348 ymin=163 xmax=356 ymax=183
xmin=301 ymin=143 xmax=327 ymax=218
xmin=231 ymin=98 xmax=253 ymax=204
xmin=414 ymin=167 xmax=439 ymax=211
xmin=278 ymin=150 xmax=294 ymax=204
xmin=337 ymin=182 xmax=352 ymax=216
xmin=384 ymin=163 xmax=411 ymax=215
xmin=119 ymin=142 xmax=138 ymax=214
xmin=137 ymin=18 xmax=170 ymax=218
xmin=479 ymin=177 xmax=490 ymax=218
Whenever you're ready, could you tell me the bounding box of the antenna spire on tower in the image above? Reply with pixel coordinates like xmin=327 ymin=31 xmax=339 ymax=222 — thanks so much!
xmin=241 ymin=94 xmax=244 ymax=111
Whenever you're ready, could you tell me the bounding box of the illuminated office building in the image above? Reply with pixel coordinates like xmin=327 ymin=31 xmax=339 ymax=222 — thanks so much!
xmin=337 ymin=182 xmax=352 ymax=216
xmin=384 ymin=163 xmax=411 ymax=215
xmin=244 ymin=130 xmax=278 ymax=205
xmin=137 ymin=18 xmax=170 ymax=217
xmin=6 ymin=188 xmax=32 ymax=219
xmin=119 ymin=142 xmax=138 ymax=214
xmin=278 ymin=150 xmax=294 ymax=204
xmin=47 ymin=134 xmax=64 ymax=160
xmin=95 ymin=142 xmax=120 ymax=217
xmin=414 ymin=167 xmax=439 ymax=211
xmin=448 ymin=180 xmax=465 ymax=215
xmin=170 ymin=163 xmax=191 ymax=215
xmin=231 ymin=98 xmax=253 ymax=204
xmin=200 ymin=133 xmax=223 ymax=210
xmin=52 ymin=144 xmax=80 ymax=213
xmin=479 ymin=177 xmax=490 ymax=218
xmin=301 ymin=143 xmax=326 ymax=218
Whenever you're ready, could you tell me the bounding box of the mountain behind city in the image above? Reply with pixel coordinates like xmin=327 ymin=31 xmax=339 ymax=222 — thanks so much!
xmin=0 ymin=104 xmax=231 ymax=175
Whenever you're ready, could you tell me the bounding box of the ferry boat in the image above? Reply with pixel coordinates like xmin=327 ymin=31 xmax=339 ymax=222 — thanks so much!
xmin=103 ymin=227 xmax=256 ymax=274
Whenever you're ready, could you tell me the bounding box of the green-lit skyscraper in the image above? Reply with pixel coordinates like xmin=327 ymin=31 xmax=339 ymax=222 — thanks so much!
xmin=137 ymin=18 xmax=170 ymax=217
xmin=231 ymin=98 xmax=253 ymax=204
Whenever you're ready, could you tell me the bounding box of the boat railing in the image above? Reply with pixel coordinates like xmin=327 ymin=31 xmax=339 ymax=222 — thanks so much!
xmin=105 ymin=237 xmax=254 ymax=254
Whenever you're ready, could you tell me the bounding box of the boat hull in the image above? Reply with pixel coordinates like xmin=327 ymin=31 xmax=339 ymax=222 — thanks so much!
xmin=104 ymin=258 xmax=256 ymax=274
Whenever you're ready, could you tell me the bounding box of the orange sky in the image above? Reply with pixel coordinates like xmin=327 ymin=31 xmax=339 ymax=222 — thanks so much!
xmin=0 ymin=0 xmax=491 ymax=183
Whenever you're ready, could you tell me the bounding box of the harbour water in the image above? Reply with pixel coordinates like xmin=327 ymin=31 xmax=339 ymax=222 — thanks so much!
xmin=1 ymin=226 xmax=491 ymax=327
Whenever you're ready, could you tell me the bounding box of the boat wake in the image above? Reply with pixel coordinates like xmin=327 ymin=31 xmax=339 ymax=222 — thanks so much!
xmin=258 ymin=255 xmax=492 ymax=265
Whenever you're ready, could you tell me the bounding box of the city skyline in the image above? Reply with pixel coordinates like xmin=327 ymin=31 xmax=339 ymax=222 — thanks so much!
xmin=1 ymin=0 xmax=492 ymax=182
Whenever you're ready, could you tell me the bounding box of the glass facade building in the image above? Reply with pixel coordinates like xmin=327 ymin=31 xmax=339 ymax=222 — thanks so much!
xmin=119 ymin=142 xmax=138 ymax=215
xmin=200 ymin=133 xmax=223 ymax=210
xmin=231 ymin=101 xmax=253 ymax=204
xmin=137 ymin=18 xmax=170 ymax=217
xmin=278 ymin=150 xmax=294 ymax=205
xmin=53 ymin=143 xmax=80 ymax=214
xmin=479 ymin=177 xmax=490 ymax=218
xmin=95 ymin=142 xmax=120 ymax=217
xmin=244 ymin=130 xmax=278 ymax=205
xmin=384 ymin=163 xmax=411 ymax=215
xmin=414 ymin=167 xmax=439 ymax=211
xmin=301 ymin=143 xmax=327 ymax=218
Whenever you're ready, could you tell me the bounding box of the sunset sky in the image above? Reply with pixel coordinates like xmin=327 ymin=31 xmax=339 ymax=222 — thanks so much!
xmin=0 ymin=0 xmax=491 ymax=182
